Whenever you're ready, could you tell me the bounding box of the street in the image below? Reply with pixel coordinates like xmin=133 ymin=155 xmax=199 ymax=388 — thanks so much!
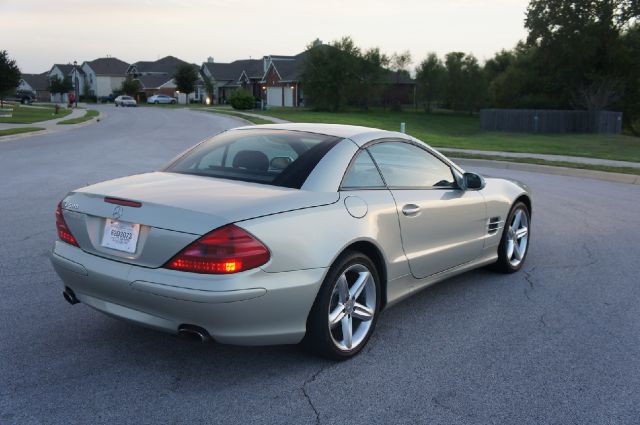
xmin=1 ymin=105 xmax=639 ymax=424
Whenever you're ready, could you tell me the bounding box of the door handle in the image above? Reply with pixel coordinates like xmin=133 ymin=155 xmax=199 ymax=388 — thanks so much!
xmin=402 ymin=204 xmax=421 ymax=216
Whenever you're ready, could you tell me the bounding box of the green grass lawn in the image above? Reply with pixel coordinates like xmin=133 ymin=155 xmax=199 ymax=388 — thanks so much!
xmin=259 ymin=108 xmax=640 ymax=162
xmin=57 ymin=109 xmax=99 ymax=125
xmin=0 ymin=104 xmax=72 ymax=124
xmin=0 ymin=127 xmax=45 ymax=137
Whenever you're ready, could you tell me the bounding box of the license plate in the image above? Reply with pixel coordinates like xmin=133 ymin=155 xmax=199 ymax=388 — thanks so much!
xmin=101 ymin=219 xmax=140 ymax=253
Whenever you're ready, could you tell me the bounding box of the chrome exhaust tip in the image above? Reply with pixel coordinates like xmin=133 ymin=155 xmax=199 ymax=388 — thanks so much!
xmin=178 ymin=325 xmax=211 ymax=343
xmin=63 ymin=287 xmax=79 ymax=305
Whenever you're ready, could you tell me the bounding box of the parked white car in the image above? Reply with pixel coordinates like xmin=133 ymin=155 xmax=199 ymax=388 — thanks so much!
xmin=114 ymin=96 xmax=137 ymax=107
xmin=147 ymin=94 xmax=177 ymax=104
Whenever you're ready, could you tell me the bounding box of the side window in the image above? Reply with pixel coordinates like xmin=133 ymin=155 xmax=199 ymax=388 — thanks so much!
xmin=341 ymin=150 xmax=385 ymax=189
xmin=367 ymin=142 xmax=455 ymax=188
xmin=198 ymin=145 xmax=225 ymax=168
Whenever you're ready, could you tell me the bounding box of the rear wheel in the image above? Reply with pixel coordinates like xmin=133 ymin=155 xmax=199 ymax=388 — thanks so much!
xmin=493 ymin=202 xmax=530 ymax=273
xmin=303 ymin=251 xmax=380 ymax=360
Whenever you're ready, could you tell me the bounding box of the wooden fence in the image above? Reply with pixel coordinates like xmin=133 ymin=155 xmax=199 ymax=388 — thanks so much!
xmin=480 ymin=109 xmax=623 ymax=134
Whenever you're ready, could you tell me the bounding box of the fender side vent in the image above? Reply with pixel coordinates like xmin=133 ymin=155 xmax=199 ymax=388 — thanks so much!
xmin=487 ymin=217 xmax=502 ymax=234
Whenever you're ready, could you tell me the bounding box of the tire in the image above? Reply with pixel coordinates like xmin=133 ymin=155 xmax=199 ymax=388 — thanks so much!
xmin=493 ymin=201 xmax=531 ymax=273
xmin=302 ymin=251 xmax=381 ymax=360
xmin=171 ymin=100 xmax=176 ymax=104
xmin=154 ymin=101 xmax=159 ymax=104
xmin=115 ymin=103 xmax=119 ymax=107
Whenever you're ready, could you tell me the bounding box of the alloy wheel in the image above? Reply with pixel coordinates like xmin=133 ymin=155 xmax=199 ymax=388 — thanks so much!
xmin=505 ymin=208 xmax=529 ymax=267
xmin=328 ymin=263 xmax=377 ymax=351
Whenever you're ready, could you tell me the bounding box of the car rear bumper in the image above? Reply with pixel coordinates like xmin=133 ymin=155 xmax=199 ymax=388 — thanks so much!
xmin=51 ymin=241 xmax=326 ymax=345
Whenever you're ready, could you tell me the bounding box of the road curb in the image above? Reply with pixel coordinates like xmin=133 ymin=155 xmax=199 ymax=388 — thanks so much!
xmin=193 ymin=110 xmax=256 ymax=126
xmin=454 ymin=157 xmax=640 ymax=185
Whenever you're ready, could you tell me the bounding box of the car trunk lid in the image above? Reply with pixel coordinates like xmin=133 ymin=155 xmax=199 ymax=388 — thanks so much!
xmin=61 ymin=172 xmax=338 ymax=267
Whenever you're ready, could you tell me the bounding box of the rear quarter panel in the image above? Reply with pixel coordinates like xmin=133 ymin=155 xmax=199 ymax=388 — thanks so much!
xmin=237 ymin=190 xmax=411 ymax=299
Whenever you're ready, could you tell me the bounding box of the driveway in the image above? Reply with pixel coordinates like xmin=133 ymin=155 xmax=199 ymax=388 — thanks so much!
xmin=1 ymin=105 xmax=639 ymax=424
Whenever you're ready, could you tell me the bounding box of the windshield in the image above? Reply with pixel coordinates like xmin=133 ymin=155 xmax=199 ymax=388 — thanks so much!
xmin=164 ymin=129 xmax=341 ymax=189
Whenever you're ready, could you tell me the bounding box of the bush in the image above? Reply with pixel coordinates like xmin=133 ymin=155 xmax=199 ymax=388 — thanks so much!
xmin=228 ymin=89 xmax=255 ymax=110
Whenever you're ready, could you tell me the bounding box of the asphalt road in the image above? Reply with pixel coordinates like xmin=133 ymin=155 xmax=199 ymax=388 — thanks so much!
xmin=1 ymin=105 xmax=639 ymax=424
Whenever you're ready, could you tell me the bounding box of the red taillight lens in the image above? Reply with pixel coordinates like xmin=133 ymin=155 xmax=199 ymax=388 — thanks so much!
xmin=56 ymin=202 xmax=79 ymax=247
xmin=165 ymin=224 xmax=270 ymax=274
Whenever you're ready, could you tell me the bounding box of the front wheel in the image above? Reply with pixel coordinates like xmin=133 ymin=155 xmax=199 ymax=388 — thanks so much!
xmin=493 ymin=202 xmax=530 ymax=273
xmin=171 ymin=100 xmax=176 ymax=104
xmin=303 ymin=251 xmax=380 ymax=360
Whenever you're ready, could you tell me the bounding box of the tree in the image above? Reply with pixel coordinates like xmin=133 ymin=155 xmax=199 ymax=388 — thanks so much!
xmin=49 ymin=75 xmax=73 ymax=103
xmin=444 ymin=52 xmax=465 ymax=111
xmin=300 ymin=36 xmax=362 ymax=111
xmin=415 ymin=53 xmax=446 ymax=112
xmin=0 ymin=50 xmax=21 ymax=108
xmin=390 ymin=51 xmax=412 ymax=84
xmin=228 ymin=89 xmax=255 ymax=110
xmin=521 ymin=0 xmax=639 ymax=109
xmin=357 ymin=47 xmax=389 ymax=110
xmin=173 ymin=64 xmax=200 ymax=104
xmin=461 ymin=54 xmax=487 ymax=113
xmin=120 ymin=78 xmax=140 ymax=96
xmin=444 ymin=52 xmax=486 ymax=113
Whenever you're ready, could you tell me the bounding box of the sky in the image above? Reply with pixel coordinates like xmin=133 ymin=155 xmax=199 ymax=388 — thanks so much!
xmin=0 ymin=0 xmax=530 ymax=74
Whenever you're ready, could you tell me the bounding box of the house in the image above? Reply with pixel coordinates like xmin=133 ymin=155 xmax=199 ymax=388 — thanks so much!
xmin=128 ymin=56 xmax=204 ymax=103
xmin=18 ymin=72 xmax=50 ymax=101
xmin=236 ymin=59 xmax=264 ymax=100
xmin=201 ymin=58 xmax=262 ymax=104
xmin=136 ymin=75 xmax=177 ymax=99
xmin=48 ymin=63 xmax=85 ymax=102
xmin=381 ymin=69 xmax=416 ymax=108
xmin=260 ymin=53 xmax=307 ymax=107
xmin=81 ymin=57 xmax=129 ymax=98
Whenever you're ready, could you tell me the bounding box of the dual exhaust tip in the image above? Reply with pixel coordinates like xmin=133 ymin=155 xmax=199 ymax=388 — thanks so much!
xmin=178 ymin=325 xmax=211 ymax=343
xmin=63 ymin=287 xmax=211 ymax=343
xmin=63 ymin=287 xmax=79 ymax=305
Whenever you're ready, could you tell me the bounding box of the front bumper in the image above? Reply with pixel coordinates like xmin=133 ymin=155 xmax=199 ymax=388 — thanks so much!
xmin=51 ymin=241 xmax=326 ymax=345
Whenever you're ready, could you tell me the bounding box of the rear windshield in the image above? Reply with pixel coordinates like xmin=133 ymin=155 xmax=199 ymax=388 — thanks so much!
xmin=164 ymin=129 xmax=341 ymax=189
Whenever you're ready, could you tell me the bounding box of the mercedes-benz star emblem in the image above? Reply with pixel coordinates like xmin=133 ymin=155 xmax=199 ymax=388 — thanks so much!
xmin=112 ymin=205 xmax=124 ymax=220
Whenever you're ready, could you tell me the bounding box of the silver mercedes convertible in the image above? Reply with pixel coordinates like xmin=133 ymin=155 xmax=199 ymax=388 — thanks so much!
xmin=52 ymin=123 xmax=532 ymax=359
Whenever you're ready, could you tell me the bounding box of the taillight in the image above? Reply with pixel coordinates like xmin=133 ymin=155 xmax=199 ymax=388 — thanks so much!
xmin=165 ymin=224 xmax=270 ymax=274
xmin=56 ymin=202 xmax=79 ymax=247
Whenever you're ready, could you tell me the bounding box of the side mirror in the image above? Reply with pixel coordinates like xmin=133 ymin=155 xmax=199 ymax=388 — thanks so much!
xmin=463 ymin=172 xmax=485 ymax=190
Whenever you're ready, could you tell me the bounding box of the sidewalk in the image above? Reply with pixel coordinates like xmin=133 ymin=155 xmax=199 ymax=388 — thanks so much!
xmin=437 ymin=147 xmax=640 ymax=169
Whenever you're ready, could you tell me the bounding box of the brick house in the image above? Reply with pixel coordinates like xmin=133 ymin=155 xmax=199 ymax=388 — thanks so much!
xmin=128 ymin=56 xmax=204 ymax=103
xmin=260 ymin=53 xmax=306 ymax=107
xmin=201 ymin=58 xmax=262 ymax=104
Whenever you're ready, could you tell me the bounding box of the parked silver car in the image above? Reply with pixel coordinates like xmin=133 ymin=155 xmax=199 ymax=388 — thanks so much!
xmin=51 ymin=124 xmax=532 ymax=359
xmin=147 ymin=94 xmax=177 ymax=104
xmin=114 ymin=95 xmax=137 ymax=107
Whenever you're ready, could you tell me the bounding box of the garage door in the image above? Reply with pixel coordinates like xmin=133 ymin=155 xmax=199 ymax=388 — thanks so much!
xmin=266 ymin=87 xmax=283 ymax=107
xmin=283 ymin=87 xmax=294 ymax=107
